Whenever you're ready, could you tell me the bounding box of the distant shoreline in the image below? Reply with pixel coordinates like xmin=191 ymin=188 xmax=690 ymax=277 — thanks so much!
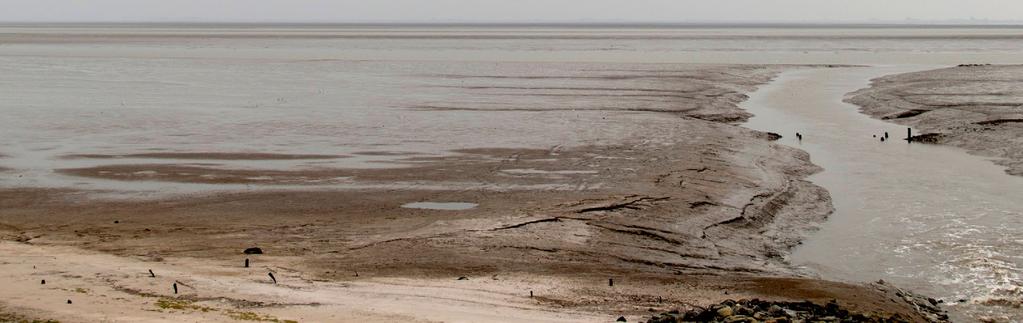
xmin=1 ymin=21 xmax=1022 ymax=29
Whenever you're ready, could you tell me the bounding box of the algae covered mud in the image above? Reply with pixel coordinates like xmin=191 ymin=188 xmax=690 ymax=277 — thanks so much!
xmin=2 ymin=24 xmax=1023 ymax=322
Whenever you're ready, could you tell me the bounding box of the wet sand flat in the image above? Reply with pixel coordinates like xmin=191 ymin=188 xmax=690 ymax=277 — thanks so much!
xmin=848 ymin=65 xmax=1023 ymax=176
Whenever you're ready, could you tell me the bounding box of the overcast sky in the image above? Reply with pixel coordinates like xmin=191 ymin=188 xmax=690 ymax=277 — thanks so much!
xmin=3 ymin=0 xmax=1020 ymax=23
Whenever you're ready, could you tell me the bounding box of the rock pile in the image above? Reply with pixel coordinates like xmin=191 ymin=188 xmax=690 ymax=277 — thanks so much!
xmin=646 ymin=298 xmax=945 ymax=323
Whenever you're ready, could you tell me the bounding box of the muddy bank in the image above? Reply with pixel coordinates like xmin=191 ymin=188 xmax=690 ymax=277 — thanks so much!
xmin=4 ymin=123 xmax=830 ymax=278
xmin=847 ymin=65 xmax=1023 ymax=176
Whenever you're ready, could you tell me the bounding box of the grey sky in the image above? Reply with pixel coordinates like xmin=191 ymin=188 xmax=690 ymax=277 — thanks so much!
xmin=3 ymin=0 xmax=1020 ymax=23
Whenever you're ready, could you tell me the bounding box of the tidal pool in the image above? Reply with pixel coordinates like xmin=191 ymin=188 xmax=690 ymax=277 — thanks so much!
xmin=401 ymin=202 xmax=479 ymax=211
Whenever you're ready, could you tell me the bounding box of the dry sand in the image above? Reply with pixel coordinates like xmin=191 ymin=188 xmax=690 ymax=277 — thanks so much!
xmin=0 ymin=240 xmax=933 ymax=323
xmin=0 ymin=64 xmax=942 ymax=322
xmin=847 ymin=64 xmax=1023 ymax=176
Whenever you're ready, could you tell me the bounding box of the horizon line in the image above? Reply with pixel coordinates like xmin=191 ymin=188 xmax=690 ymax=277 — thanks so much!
xmin=2 ymin=20 xmax=1023 ymax=28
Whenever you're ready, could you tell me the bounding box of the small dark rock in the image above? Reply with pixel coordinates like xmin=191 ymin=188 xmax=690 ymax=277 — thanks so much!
xmin=457 ymin=276 xmax=468 ymax=280
xmin=243 ymin=247 xmax=263 ymax=254
xmin=617 ymin=316 xmax=627 ymax=322
xmin=67 ymin=299 xmax=72 ymax=304
xmin=836 ymin=309 xmax=850 ymax=318
xmin=928 ymin=298 xmax=939 ymax=306
xmin=825 ymin=301 xmax=840 ymax=313
xmin=715 ymin=306 xmax=733 ymax=317
xmin=734 ymin=305 xmax=754 ymax=316
xmin=724 ymin=315 xmax=754 ymax=323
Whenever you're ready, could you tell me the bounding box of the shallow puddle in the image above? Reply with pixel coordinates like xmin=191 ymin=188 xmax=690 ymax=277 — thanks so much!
xmin=401 ymin=202 xmax=478 ymax=210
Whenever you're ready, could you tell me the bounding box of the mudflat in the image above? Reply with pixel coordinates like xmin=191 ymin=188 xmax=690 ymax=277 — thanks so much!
xmin=848 ymin=64 xmax=1023 ymax=176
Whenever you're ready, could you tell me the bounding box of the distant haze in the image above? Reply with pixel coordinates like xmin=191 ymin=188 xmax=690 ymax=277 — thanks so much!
xmin=2 ymin=0 xmax=1021 ymax=24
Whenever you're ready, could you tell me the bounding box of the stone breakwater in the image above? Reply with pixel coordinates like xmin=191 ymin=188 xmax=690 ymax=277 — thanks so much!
xmin=646 ymin=286 xmax=948 ymax=323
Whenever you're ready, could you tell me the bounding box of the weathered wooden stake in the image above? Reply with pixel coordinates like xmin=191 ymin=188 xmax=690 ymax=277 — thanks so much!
xmin=244 ymin=258 xmax=249 ymax=268
xmin=149 ymin=269 xmax=156 ymax=278
xmin=609 ymin=278 xmax=614 ymax=287
xmin=530 ymin=290 xmax=533 ymax=298
xmin=173 ymin=283 xmax=178 ymax=294
xmin=907 ymin=128 xmax=912 ymax=143
xmin=268 ymin=272 xmax=277 ymax=284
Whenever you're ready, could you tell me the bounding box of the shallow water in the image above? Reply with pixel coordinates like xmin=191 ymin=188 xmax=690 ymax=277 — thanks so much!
xmin=742 ymin=66 xmax=1023 ymax=321
xmin=5 ymin=25 xmax=1023 ymax=64
xmin=5 ymin=25 xmax=1023 ymax=195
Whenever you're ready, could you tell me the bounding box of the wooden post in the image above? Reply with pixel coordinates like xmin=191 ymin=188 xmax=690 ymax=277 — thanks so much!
xmin=609 ymin=278 xmax=614 ymax=287
xmin=173 ymin=283 xmax=178 ymax=294
xmin=244 ymin=258 xmax=249 ymax=268
xmin=530 ymin=290 xmax=533 ymax=298
xmin=907 ymin=128 xmax=912 ymax=143
xmin=149 ymin=269 xmax=156 ymax=278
